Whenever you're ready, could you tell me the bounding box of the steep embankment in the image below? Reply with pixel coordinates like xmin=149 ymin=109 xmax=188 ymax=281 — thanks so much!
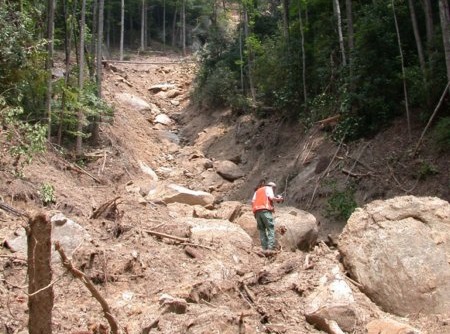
xmin=0 ymin=53 xmax=449 ymax=334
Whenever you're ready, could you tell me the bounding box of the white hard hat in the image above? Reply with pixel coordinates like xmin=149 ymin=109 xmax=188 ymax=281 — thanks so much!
xmin=267 ymin=182 xmax=276 ymax=187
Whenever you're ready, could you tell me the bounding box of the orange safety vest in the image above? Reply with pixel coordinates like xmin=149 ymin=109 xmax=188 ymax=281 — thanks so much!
xmin=252 ymin=186 xmax=274 ymax=213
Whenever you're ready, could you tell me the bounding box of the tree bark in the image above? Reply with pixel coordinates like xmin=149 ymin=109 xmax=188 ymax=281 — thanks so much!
xmin=120 ymin=0 xmax=124 ymax=60
xmin=346 ymin=0 xmax=353 ymax=63
xmin=27 ymin=213 xmax=53 ymax=334
xmin=76 ymin=0 xmax=87 ymax=155
xmin=58 ymin=0 xmax=73 ymax=146
xmin=299 ymin=2 xmax=307 ymax=104
xmin=140 ymin=0 xmax=145 ymax=51
xmin=45 ymin=0 xmax=55 ymax=140
xmin=282 ymin=0 xmax=290 ymax=40
xmin=163 ymin=0 xmax=166 ymax=52
xmin=172 ymin=6 xmax=178 ymax=48
xmin=439 ymin=0 xmax=450 ymax=83
xmin=392 ymin=0 xmax=411 ymax=140
xmin=92 ymin=0 xmax=104 ymax=145
xmin=333 ymin=0 xmax=347 ymax=66
xmin=182 ymin=0 xmax=186 ymax=56
xmin=408 ymin=0 xmax=426 ymax=75
xmin=423 ymin=0 xmax=434 ymax=48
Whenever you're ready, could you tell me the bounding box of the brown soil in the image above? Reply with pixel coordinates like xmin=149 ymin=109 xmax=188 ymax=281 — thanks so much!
xmin=0 ymin=52 xmax=449 ymax=334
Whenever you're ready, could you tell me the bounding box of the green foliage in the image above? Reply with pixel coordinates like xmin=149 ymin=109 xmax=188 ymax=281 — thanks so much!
xmin=433 ymin=117 xmax=450 ymax=151
xmin=0 ymin=96 xmax=47 ymax=174
xmin=39 ymin=183 xmax=56 ymax=205
xmin=325 ymin=181 xmax=357 ymax=221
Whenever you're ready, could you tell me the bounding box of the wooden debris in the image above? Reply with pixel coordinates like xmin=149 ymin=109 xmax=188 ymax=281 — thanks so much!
xmin=0 ymin=200 xmax=29 ymax=218
xmin=184 ymin=246 xmax=202 ymax=259
xmin=90 ymin=197 xmax=121 ymax=220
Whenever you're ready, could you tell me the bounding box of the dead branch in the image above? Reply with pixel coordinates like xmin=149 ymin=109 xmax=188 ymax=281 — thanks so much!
xmin=64 ymin=160 xmax=102 ymax=184
xmin=414 ymin=81 xmax=450 ymax=156
xmin=55 ymin=242 xmax=121 ymax=334
xmin=0 ymin=255 xmax=27 ymax=263
xmin=104 ymin=60 xmax=195 ymax=65
xmin=90 ymin=197 xmax=121 ymax=219
xmin=180 ymin=242 xmax=214 ymax=250
xmin=240 ymin=283 xmax=256 ymax=303
xmin=184 ymin=246 xmax=202 ymax=259
xmin=344 ymin=142 xmax=370 ymax=182
xmin=144 ymin=229 xmax=190 ymax=243
xmin=0 ymin=200 xmax=29 ymax=218
xmin=342 ymin=169 xmax=370 ymax=177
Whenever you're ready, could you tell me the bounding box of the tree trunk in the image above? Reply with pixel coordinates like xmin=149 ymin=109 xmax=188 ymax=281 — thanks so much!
xmin=27 ymin=213 xmax=54 ymax=334
xmin=45 ymin=0 xmax=55 ymax=141
xmin=76 ymin=0 xmax=87 ymax=155
xmin=120 ymin=0 xmax=124 ymax=60
xmin=172 ymin=6 xmax=178 ymax=48
xmin=243 ymin=6 xmax=256 ymax=103
xmin=92 ymin=0 xmax=104 ymax=145
xmin=282 ymin=0 xmax=290 ymax=40
xmin=89 ymin=0 xmax=98 ymax=80
xmin=140 ymin=0 xmax=145 ymax=51
xmin=392 ymin=0 xmax=411 ymax=140
xmin=423 ymin=0 xmax=434 ymax=48
xmin=333 ymin=0 xmax=347 ymax=66
xmin=299 ymin=2 xmax=307 ymax=104
xmin=408 ymin=0 xmax=426 ymax=75
xmin=58 ymin=0 xmax=73 ymax=146
xmin=163 ymin=0 xmax=166 ymax=52
xmin=182 ymin=0 xmax=186 ymax=56
xmin=439 ymin=0 xmax=450 ymax=83
xmin=346 ymin=0 xmax=353 ymax=63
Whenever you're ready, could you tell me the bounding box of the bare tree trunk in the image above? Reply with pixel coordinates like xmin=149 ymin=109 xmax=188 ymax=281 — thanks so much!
xmin=333 ymin=0 xmax=347 ymax=66
xmin=282 ymin=0 xmax=290 ymax=40
xmin=140 ymin=0 xmax=145 ymax=51
xmin=120 ymin=0 xmax=124 ymax=60
xmin=392 ymin=0 xmax=411 ymax=140
xmin=423 ymin=0 xmax=434 ymax=48
xmin=90 ymin=0 xmax=98 ymax=80
xmin=163 ymin=0 xmax=166 ymax=52
xmin=182 ymin=0 xmax=186 ymax=56
xmin=106 ymin=0 xmax=111 ymax=50
xmin=408 ymin=0 xmax=426 ymax=75
xmin=27 ymin=213 xmax=53 ymax=334
xmin=76 ymin=0 xmax=87 ymax=155
xmin=243 ymin=7 xmax=256 ymax=103
xmin=92 ymin=0 xmax=104 ymax=145
xmin=346 ymin=0 xmax=353 ymax=63
xmin=172 ymin=6 xmax=178 ymax=48
xmin=299 ymin=2 xmax=307 ymax=104
xmin=439 ymin=0 xmax=450 ymax=83
xmin=45 ymin=0 xmax=55 ymax=141
xmin=58 ymin=0 xmax=73 ymax=146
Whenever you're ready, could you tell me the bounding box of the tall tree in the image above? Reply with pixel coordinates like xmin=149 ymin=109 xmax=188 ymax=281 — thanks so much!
xmin=439 ymin=0 xmax=450 ymax=83
xmin=346 ymin=0 xmax=353 ymax=63
xmin=392 ymin=0 xmax=411 ymax=140
xmin=45 ymin=0 xmax=55 ymax=140
xmin=140 ymin=0 xmax=145 ymax=51
xmin=298 ymin=0 xmax=307 ymax=104
xmin=76 ymin=0 xmax=87 ymax=155
xmin=408 ymin=0 xmax=426 ymax=75
xmin=333 ymin=0 xmax=347 ymax=66
xmin=120 ymin=0 xmax=124 ymax=60
xmin=182 ymin=0 xmax=186 ymax=55
xmin=422 ymin=0 xmax=434 ymax=49
xmin=92 ymin=0 xmax=105 ymax=145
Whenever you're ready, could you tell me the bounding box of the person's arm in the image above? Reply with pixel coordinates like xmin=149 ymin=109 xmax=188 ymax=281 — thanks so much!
xmin=266 ymin=187 xmax=283 ymax=202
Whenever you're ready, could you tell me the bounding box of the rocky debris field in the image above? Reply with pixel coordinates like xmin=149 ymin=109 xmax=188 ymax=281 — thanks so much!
xmin=1 ymin=53 xmax=449 ymax=334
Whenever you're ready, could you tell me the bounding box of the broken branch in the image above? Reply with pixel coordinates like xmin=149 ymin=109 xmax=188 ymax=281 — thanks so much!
xmin=55 ymin=242 xmax=121 ymax=334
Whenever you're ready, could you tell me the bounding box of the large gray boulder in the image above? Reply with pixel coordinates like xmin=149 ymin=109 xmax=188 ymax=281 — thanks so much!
xmin=338 ymin=196 xmax=450 ymax=316
xmin=5 ymin=212 xmax=89 ymax=263
xmin=213 ymin=160 xmax=244 ymax=181
xmin=276 ymin=207 xmax=318 ymax=251
xmin=146 ymin=183 xmax=215 ymax=207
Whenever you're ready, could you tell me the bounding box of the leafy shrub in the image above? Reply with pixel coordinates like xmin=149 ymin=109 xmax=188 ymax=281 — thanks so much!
xmin=325 ymin=181 xmax=357 ymax=221
xmin=417 ymin=161 xmax=439 ymax=180
xmin=39 ymin=183 xmax=56 ymax=205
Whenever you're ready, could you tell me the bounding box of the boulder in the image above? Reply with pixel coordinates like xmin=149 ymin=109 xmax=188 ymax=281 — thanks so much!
xmin=5 ymin=212 xmax=89 ymax=263
xmin=180 ymin=217 xmax=252 ymax=250
xmin=213 ymin=160 xmax=244 ymax=181
xmin=154 ymin=113 xmax=172 ymax=126
xmin=235 ymin=209 xmax=259 ymax=244
xmin=338 ymin=196 xmax=450 ymax=316
xmin=116 ymin=93 xmax=151 ymax=113
xmin=147 ymin=183 xmax=215 ymax=207
xmin=276 ymin=207 xmax=318 ymax=251
xmin=366 ymin=319 xmax=421 ymax=334
xmin=216 ymin=201 xmax=242 ymax=222
xmin=305 ymin=266 xmax=360 ymax=333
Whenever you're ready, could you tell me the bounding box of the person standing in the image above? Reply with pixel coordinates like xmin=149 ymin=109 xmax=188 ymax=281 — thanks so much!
xmin=252 ymin=181 xmax=284 ymax=251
